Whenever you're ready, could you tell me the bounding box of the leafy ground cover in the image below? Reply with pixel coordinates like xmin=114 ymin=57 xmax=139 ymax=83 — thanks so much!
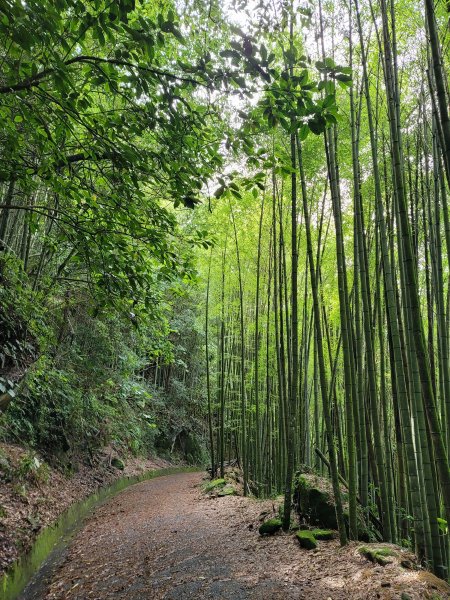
xmin=31 ymin=472 xmax=450 ymax=600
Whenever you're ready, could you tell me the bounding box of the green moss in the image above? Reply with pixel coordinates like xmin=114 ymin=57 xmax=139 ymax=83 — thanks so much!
xmin=375 ymin=548 xmax=396 ymax=557
xmin=311 ymin=528 xmax=334 ymax=540
xmin=203 ymin=478 xmax=226 ymax=492
xmin=358 ymin=546 xmax=396 ymax=566
xmin=217 ymin=484 xmax=236 ymax=496
xmin=295 ymin=474 xmax=308 ymax=492
xmin=259 ymin=518 xmax=282 ymax=535
xmin=296 ymin=530 xmax=317 ymax=550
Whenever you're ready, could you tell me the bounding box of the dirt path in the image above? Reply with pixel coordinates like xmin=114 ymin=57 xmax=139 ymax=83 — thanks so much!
xmin=21 ymin=472 xmax=449 ymax=600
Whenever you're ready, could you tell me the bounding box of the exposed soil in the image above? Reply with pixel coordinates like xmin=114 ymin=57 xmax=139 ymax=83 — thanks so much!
xmin=0 ymin=443 xmax=173 ymax=575
xmin=24 ymin=471 xmax=450 ymax=600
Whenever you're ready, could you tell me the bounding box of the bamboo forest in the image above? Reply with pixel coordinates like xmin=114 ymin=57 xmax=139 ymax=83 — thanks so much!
xmin=0 ymin=0 xmax=450 ymax=598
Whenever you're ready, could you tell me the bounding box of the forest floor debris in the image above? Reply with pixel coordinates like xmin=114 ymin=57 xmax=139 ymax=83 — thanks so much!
xmin=23 ymin=471 xmax=450 ymax=600
xmin=0 ymin=442 xmax=173 ymax=576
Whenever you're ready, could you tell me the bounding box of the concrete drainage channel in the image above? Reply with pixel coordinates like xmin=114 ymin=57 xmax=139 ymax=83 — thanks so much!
xmin=1 ymin=466 xmax=200 ymax=600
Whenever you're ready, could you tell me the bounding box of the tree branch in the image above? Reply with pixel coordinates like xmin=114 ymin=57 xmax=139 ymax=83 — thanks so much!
xmin=0 ymin=55 xmax=205 ymax=94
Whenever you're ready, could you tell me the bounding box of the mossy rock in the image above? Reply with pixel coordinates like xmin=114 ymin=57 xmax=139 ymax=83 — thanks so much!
xmin=296 ymin=530 xmax=317 ymax=550
xmin=259 ymin=518 xmax=282 ymax=535
xmin=203 ymin=478 xmax=226 ymax=492
xmin=295 ymin=474 xmax=337 ymax=529
xmin=111 ymin=457 xmax=125 ymax=470
xmin=358 ymin=546 xmax=396 ymax=566
xmin=311 ymin=528 xmax=334 ymax=540
xmin=295 ymin=473 xmax=370 ymax=540
xmin=217 ymin=484 xmax=236 ymax=497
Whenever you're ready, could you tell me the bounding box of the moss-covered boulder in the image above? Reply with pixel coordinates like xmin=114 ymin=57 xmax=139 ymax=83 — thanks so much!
xmin=358 ymin=546 xmax=396 ymax=566
xmin=294 ymin=472 xmax=370 ymax=540
xmin=203 ymin=478 xmax=226 ymax=493
xmin=295 ymin=473 xmax=338 ymax=529
xmin=259 ymin=518 xmax=282 ymax=535
xmin=111 ymin=457 xmax=125 ymax=470
xmin=311 ymin=528 xmax=334 ymax=540
xmin=217 ymin=484 xmax=236 ymax=496
xmin=296 ymin=530 xmax=317 ymax=550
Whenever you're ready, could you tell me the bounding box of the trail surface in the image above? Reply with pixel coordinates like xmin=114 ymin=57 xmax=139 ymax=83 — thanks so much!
xmin=22 ymin=472 xmax=449 ymax=599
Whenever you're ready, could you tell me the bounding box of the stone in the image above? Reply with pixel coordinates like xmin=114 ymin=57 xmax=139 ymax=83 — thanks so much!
xmin=217 ymin=484 xmax=236 ymax=497
xmin=358 ymin=546 xmax=396 ymax=566
xmin=294 ymin=474 xmax=338 ymax=529
xmin=259 ymin=518 xmax=282 ymax=535
xmin=203 ymin=478 xmax=226 ymax=492
xmin=294 ymin=472 xmax=370 ymax=540
xmin=311 ymin=528 xmax=335 ymax=540
xmin=296 ymin=530 xmax=317 ymax=550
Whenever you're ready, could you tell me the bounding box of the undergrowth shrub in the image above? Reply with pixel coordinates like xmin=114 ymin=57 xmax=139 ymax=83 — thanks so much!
xmin=17 ymin=452 xmax=50 ymax=486
xmin=0 ymin=254 xmax=47 ymax=380
xmin=0 ymin=259 xmax=208 ymax=467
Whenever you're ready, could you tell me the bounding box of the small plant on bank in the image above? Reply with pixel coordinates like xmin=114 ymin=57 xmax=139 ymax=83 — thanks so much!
xmin=17 ymin=453 xmax=50 ymax=486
